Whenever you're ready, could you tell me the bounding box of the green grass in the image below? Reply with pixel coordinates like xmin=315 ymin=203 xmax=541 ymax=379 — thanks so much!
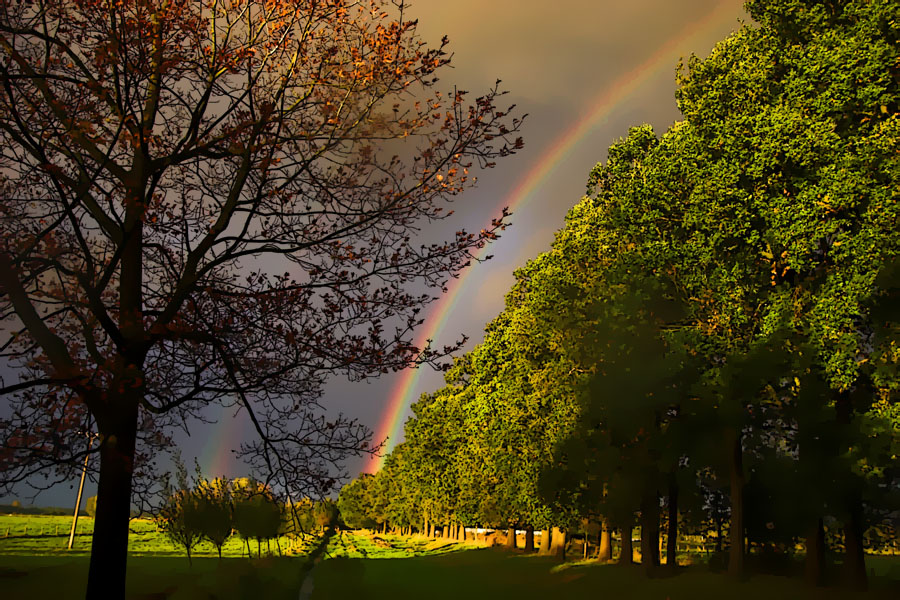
xmin=0 ymin=555 xmax=305 ymax=600
xmin=0 ymin=514 xmax=308 ymax=557
xmin=307 ymin=532 xmax=900 ymax=600
xmin=1 ymin=522 xmax=897 ymax=600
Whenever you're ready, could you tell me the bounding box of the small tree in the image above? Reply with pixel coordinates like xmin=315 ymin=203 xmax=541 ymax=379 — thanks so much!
xmin=156 ymin=459 xmax=203 ymax=565
xmin=85 ymin=496 xmax=98 ymax=518
xmin=313 ymin=499 xmax=338 ymax=533
xmin=233 ymin=480 xmax=282 ymax=557
xmin=195 ymin=477 xmax=234 ymax=560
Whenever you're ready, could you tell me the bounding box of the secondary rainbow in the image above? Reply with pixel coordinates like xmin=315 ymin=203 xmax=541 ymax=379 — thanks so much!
xmin=363 ymin=1 xmax=741 ymax=473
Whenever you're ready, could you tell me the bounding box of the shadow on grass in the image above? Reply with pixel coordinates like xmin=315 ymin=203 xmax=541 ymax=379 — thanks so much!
xmin=311 ymin=546 xmax=900 ymax=600
xmin=1 ymin=555 xmax=307 ymax=600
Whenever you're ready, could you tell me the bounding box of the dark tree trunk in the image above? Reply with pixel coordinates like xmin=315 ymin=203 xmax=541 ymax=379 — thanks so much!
xmin=835 ymin=391 xmax=867 ymax=591
xmin=598 ymin=519 xmax=612 ymax=561
xmin=715 ymin=513 xmax=723 ymax=553
xmin=640 ymin=490 xmax=660 ymax=572
xmin=524 ymin=526 xmax=535 ymax=552
xmin=85 ymin=399 xmax=139 ymax=600
xmin=538 ymin=528 xmax=551 ymax=554
xmin=843 ymin=494 xmax=868 ymax=591
xmin=727 ymin=428 xmax=745 ymax=579
xmin=667 ymin=479 xmax=679 ymax=568
xmin=619 ymin=525 xmax=633 ymax=565
xmin=804 ymin=517 xmax=825 ymax=586
xmin=505 ymin=525 xmax=516 ymax=549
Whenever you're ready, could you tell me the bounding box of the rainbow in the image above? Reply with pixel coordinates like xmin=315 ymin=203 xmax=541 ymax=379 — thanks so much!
xmin=362 ymin=1 xmax=742 ymax=473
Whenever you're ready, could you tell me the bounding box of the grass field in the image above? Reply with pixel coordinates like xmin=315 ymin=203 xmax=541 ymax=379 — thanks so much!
xmin=0 ymin=514 xmax=308 ymax=557
xmin=310 ymin=533 xmax=900 ymax=600
xmin=0 ymin=517 xmax=897 ymax=600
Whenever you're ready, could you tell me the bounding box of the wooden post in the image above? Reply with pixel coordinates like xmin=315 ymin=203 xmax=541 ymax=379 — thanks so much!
xmin=68 ymin=433 xmax=94 ymax=550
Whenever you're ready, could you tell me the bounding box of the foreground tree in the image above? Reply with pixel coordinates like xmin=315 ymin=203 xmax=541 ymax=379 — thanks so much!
xmin=0 ymin=1 xmax=523 ymax=597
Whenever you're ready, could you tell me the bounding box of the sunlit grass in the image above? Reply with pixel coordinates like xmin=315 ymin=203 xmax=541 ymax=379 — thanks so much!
xmin=307 ymin=532 xmax=900 ymax=600
xmin=0 ymin=514 xmax=315 ymax=558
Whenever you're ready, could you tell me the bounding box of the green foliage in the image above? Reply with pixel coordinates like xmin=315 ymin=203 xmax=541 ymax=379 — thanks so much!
xmin=339 ymin=0 xmax=899 ymax=585
xmin=232 ymin=481 xmax=283 ymax=557
xmin=156 ymin=458 xmax=205 ymax=565
xmin=193 ymin=478 xmax=234 ymax=559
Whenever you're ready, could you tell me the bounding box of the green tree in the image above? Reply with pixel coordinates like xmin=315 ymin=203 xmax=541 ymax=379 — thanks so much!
xmin=85 ymin=496 xmax=98 ymax=518
xmin=156 ymin=459 xmax=204 ymax=565
xmin=194 ymin=477 xmax=234 ymax=560
xmin=337 ymin=475 xmax=378 ymax=530
xmin=232 ymin=481 xmax=282 ymax=557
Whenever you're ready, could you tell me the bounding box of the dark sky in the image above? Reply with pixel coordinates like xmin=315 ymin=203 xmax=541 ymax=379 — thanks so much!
xmin=4 ymin=0 xmax=749 ymax=507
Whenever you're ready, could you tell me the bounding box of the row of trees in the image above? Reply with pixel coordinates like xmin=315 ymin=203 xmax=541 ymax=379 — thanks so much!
xmin=156 ymin=459 xmax=338 ymax=562
xmin=340 ymin=0 xmax=899 ymax=591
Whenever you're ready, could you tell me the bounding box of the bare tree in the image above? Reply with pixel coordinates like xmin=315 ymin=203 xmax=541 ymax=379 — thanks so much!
xmin=0 ymin=1 xmax=524 ymax=597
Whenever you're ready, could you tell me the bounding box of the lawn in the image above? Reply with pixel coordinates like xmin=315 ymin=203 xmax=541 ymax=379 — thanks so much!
xmin=0 ymin=514 xmax=309 ymax=557
xmin=307 ymin=532 xmax=900 ymax=600
xmin=0 ymin=523 xmax=897 ymax=600
xmin=0 ymin=555 xmax=305 ymax=600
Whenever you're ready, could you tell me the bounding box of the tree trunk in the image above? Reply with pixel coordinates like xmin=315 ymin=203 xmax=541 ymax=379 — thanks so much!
xmin=524 ymin=526 xmax=535 ymax=553
xmin=550 ymin=527 xmax=566 ymax=560
xmin=428 ymin=523 xmax=435 ymax=538
xmin=727 ymin=427 xmax=745 ymax=579
xmin=640 ymin=490 xmax=660 ymax=572
xmin=834 ymin=391 xmax=867 ymax=591
xmin=667 ymin=480 xmax=679 ymax=568
xmin=505 ymin=525 xmax=516 ymax=549
xmin=459 ymin=525 xmax=466 ymax=541
xmin=715 ymin=513 xmax=723 ymax=553
xmin=423 ymin=516 xmax=429 ymax=537
xmin=843 ymin=494 xmax=868 ymax=591
xmin=538 ymin=528 xmax=551 ymax=554
xmin=619 ymin=525 xmax=633 ymax=565
xmin=85 ymin=401 xmax=139 ymax=600
xmin=598 ymin=519 xmax=612 ymax=562
xmin=804 ymin=517 xmax=825 ymax=586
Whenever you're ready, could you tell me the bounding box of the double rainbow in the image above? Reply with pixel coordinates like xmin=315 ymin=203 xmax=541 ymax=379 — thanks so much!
xmin=363 ymin=1 xmax=742 ymax=473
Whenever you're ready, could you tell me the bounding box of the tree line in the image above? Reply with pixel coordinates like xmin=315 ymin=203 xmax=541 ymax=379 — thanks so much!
xmin=339 ymin=0 xmax=899 ymax=591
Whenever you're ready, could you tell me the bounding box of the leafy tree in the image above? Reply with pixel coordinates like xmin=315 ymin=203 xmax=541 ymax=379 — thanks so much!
xmin=0 ymin=1 xmax=524 ymax=597
xmin=232 ymin=480 xmax=282 ymax=557
xmin=337 ymin=474 xmax=377 ymax=530
xmin=313 ymin=499 xmax=339 ymax=533
xmin=86 ymin=495 xmax=98 ymax=518
xmin=155 ymin=459 xmax=203 ymax=565
xmin=194 ymin=477 xmax=233 ymax=560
